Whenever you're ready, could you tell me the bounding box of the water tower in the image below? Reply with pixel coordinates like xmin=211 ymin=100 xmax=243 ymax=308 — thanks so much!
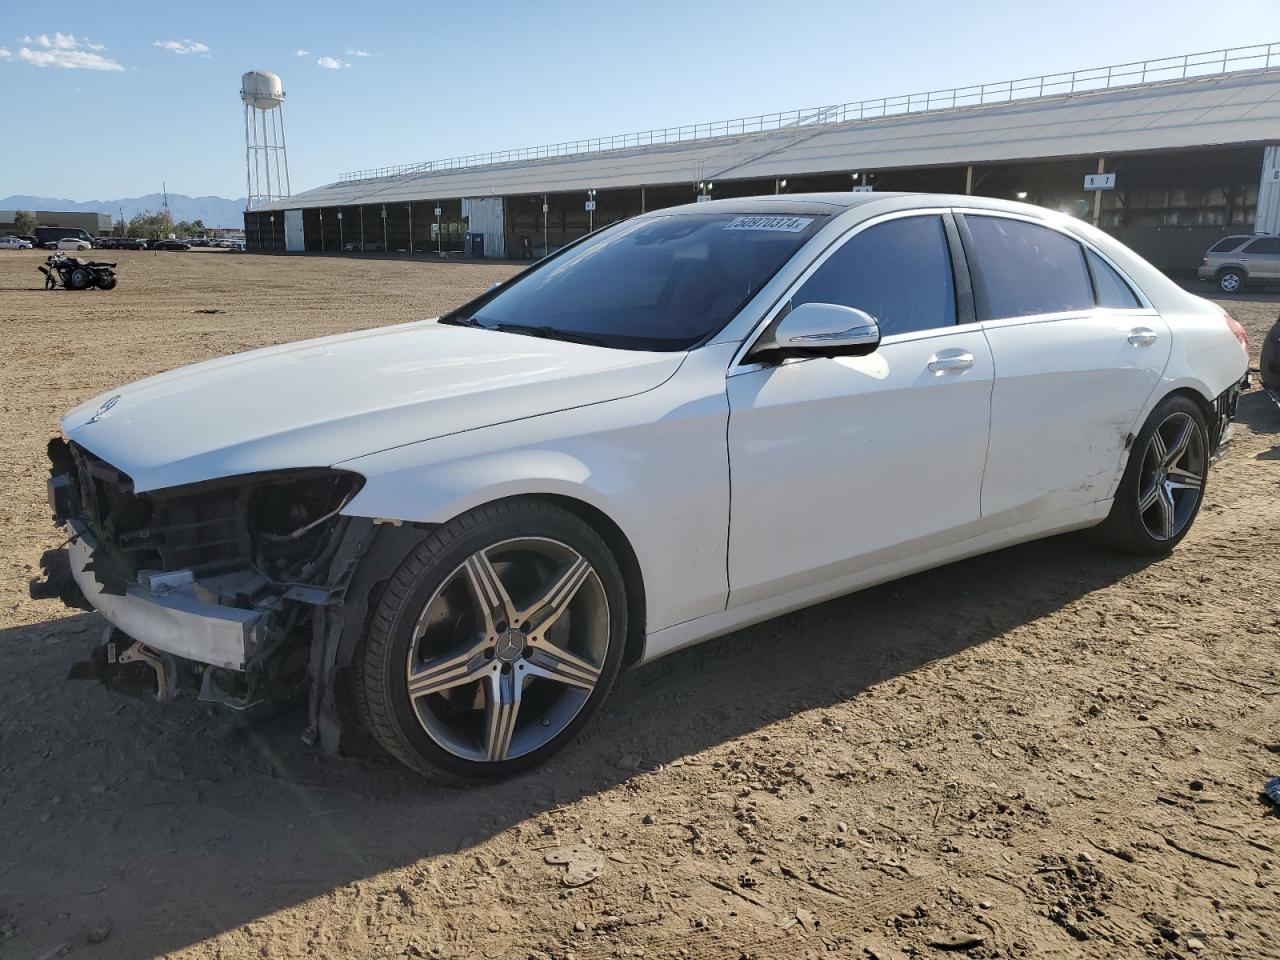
xmin=240 ymin=70 xmax=291 ymax=209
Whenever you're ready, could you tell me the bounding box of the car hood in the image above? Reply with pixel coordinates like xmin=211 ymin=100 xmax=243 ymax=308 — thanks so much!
xmin=63 ymin=321 xmax=684 ymax=492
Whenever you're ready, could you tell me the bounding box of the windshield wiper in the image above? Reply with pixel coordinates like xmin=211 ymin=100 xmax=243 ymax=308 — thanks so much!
xmin=494 ymin=323 xmax=609 ymax=348
xmin=438 ymin=314 xmax=486 ymax=328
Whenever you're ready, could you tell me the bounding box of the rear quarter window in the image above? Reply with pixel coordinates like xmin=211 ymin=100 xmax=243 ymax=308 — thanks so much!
xmin=1209 ymin=237 xmax=1249 ymax=253
xmin=1086 ymin=250 xmax=1141 ymax=309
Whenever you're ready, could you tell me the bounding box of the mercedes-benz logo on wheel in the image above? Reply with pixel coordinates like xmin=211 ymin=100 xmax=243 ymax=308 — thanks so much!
xmin=495 ymin=629 xmax=526 ymax=663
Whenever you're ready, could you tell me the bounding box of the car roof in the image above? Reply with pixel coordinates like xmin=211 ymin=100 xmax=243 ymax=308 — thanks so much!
xmin=639 ymin=191 xmax=1064 ymax=220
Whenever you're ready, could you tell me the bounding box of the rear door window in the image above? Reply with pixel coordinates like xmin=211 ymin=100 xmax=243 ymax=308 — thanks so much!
xmin=964 ymin=216 xmax=1094 ymax=320
xmin=791 ymin=215 xmax=956 ymax=337
xmin=1243 ymin=237 xmax=1280 ymax=255
xmin=1086 ymin=250 xmax=1141 ymax=309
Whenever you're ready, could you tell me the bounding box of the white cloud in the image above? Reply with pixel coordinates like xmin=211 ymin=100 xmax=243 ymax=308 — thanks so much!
xmin=37 ymin=32 xmax=80 ymax=50
xmin=0 ymin=48 xmax=10 ymax=60
xmin=153 ymin=38 xmax=210 ymax=56
xmin=295 ymin=48 xmax=309 ymax=56
xmin=84 ymin=38 xmax=106 ymax=51
xmin=14 ymin=32 xmax=124 ymax=70
xmin=345 ymin=48 xmax=371 ymax=57
xmin=316 ymin=55 xmax=349 ymax=69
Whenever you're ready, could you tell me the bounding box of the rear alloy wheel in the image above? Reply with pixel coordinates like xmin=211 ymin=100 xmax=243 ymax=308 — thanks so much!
xmin=355 ymin=500 xmax=627 ymax=782
xmin=1136 ymin=411 xmax=1207 ymax=542
xmin=1091 ymin=395 xmax=1209 ymax=554
xmin=66 ymin=267 xmax=91 ymax=290
xmin=1218 ymin=269 xmax=1244 ymax=294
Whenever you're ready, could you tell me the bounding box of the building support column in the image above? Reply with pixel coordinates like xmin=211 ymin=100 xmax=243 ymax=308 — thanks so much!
xmin=1092 ymin=157 xmax=1106 ymax=227
xmin=641 ymin=187 xmax=646 ymax=213
xmin=408 ymin=203 xmax=413 ymax=253
xmin=1256 ymin=144 xmax=1280 ymax=233
xmin=965 ymin=165 xmax=974 ymax=195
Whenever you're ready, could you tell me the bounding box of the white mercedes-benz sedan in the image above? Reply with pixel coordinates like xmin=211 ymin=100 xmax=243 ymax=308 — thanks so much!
xmin=32 ymin=193 xmax=1249 ymax=782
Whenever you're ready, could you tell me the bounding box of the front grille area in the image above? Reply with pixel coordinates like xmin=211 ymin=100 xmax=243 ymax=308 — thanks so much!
xmin=58 ymin=441 xmax=250 ymax=583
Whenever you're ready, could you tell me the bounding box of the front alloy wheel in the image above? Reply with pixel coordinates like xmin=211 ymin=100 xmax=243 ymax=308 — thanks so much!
xmin=355 ymin=500 xmax=627 ymax=782
xmin=406 ymin=538 xmax=608 ymax=763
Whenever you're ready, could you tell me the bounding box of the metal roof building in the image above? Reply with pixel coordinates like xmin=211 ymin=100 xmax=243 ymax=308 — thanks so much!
xmin=246 ymin=43 xmax=1280 ymax=270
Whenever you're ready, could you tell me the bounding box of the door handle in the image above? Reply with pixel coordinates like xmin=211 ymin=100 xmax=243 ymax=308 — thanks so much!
xmin=1127 ymin=328 xmax=1159 ymax=346
xmin=927 ymin=351 xmax=974 ymax=372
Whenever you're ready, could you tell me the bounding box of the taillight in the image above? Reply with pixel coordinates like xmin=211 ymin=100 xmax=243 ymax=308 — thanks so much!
xmin=1223 ymin=310 xmax=1248 ymax=356
xmin=1201 ymin=257 xmax=1209 ymax=267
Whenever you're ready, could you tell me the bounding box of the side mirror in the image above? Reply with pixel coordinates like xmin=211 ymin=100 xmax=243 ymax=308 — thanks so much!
xmin=749 ymin=302 xmax=881 ymax=361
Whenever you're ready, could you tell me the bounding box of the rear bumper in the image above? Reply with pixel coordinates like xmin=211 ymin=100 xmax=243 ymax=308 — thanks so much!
xmin=1210 ymin=378 xmax=1246 ymax=462
xmin=66 ymin=519 xmax=264 ymax=671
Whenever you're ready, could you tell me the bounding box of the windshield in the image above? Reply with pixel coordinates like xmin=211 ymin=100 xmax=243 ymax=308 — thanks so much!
xmin=445 ymin=212 xmax=827 ymax=351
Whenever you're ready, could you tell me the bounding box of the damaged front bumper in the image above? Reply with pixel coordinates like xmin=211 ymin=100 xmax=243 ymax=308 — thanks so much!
xmin=30 ymin=439 xmax=375 ymax=725
xmin=61 ymin=518 xmax=268 ymax=671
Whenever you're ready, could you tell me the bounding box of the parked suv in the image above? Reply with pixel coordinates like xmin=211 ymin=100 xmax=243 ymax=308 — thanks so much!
xmin=1199 ymin=233 xmax=1280 ymax=293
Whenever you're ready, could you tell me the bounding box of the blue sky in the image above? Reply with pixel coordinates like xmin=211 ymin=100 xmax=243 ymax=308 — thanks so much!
xmin=1 ymin=0 xmax=1274 ymax=200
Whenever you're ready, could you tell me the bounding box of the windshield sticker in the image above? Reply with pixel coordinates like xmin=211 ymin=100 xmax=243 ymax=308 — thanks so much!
xmin=723 ymin=216 xmax=814 ymax=233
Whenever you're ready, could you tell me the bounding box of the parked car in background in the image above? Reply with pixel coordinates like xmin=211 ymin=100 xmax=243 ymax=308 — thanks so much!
xmin=29 ymin=193 xmax=1250 ymax=783
xmin=51 ymin=238 xmax=92 ymax=251
xmin=0 ymin=236 xmax=34 ymax=249
xmin=98 ymin=239 xmax=148 ymax=253
xmin=151 ymin=239 xmax=191 ymax=251
xmin=1261 ymin=314 xmax=1280 ymax=406
xmin=35 ymin=226 xmax=95 ymax=248
xmin=1199 ymin=233 xmax=1280 ymax=293
xmin=17 ymin=235 xmax=38 ymax=247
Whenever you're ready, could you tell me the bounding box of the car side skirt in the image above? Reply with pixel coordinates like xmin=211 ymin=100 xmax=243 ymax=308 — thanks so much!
xmin=639 ymin=499 xmax=1110 ymax=664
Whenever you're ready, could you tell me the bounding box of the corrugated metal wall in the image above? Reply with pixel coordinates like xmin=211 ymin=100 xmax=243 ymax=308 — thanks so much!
xmin=1256 ymin=144 xmax=1280 ymax=233
xmin=1106 ymin=225 xmax=1229 ymax=272
xmin=461 ymin=197 xmax=505 ymax=258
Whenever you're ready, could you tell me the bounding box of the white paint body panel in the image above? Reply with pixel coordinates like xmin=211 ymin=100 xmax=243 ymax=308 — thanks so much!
xmin=979 ymin=308 xmax=1171 ymax=523
xmin=55 ymin=195 xmax=1250 ymax=672
xmin=63 ymin=323 xmax=682 ymax=493
xmin=726 ymin=327 xmax=994 ymax=607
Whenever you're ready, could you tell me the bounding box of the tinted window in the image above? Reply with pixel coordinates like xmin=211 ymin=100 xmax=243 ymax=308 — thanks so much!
xmin=1244 ymin=237 xmax=1280 ymax=255
xmin=965 ymin=216 xmax=1094 ymax=320
xmin=456 ymin=213 xmax=826 ymax=351
xmin=792 ymin=215 xmax=956 ymax=336
xmin=1087 ymin=250 xmax=1141 ymax=308
xmin=1209 ymin=236 xmax=1249 ymax=253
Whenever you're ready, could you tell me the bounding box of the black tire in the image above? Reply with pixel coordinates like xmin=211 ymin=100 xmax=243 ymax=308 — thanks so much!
xmin=354 ymin=499 xmax=628 ymax=783
xmin=1217 ymin=268 xmax=1245 ymax=294
xmin=1090 ymin=394 xmax=1210 ymax=555
xmin=65 ymin=267 xmax=91 ymax=290
xmin=95 ymin=272 xmax=117 ymax=290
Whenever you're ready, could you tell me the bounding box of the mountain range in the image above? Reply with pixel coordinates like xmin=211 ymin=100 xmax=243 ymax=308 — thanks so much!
xmin=0 ymin=194 xmax=248 ymax=228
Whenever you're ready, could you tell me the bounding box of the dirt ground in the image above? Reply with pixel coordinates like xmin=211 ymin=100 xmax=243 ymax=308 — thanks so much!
xmin=0 ymin=248 xmax=1277 ymax=960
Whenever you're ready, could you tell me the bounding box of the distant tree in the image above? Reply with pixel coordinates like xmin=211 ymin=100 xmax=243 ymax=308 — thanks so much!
xmin=14 ymin=210 xmax=38 ymax=235
xmin=127 ymin=210 xmax=176 ymax=241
